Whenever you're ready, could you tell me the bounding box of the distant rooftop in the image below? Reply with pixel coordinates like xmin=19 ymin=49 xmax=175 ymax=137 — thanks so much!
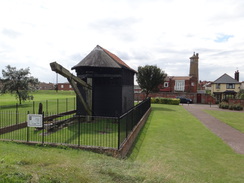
xmin=213 ymin=73 xmax=240 ymax=84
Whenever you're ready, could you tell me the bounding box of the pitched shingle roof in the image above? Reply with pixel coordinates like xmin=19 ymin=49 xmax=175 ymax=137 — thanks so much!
xmin=72 ymin=45 xmax=136 ymax=73
xmin=213 ymin=73 xmax=240 ymax=84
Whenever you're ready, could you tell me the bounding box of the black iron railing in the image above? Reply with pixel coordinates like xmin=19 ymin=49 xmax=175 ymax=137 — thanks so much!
xmin=0 ymin=98 xmax=151 ymax=150
xmin=118 ymin=98 xmax=151 ymax=148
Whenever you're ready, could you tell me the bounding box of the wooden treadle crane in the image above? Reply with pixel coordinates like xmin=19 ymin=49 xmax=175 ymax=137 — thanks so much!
xmin=50 ymin=62 xmax=92 ymax=115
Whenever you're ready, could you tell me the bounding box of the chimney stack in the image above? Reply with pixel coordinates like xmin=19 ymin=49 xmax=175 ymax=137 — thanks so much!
xmin=234 ymin=70 xmax=239 ymax=82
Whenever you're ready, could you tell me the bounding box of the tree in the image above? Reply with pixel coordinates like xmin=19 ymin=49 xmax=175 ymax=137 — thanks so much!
xmin=136 ymin=65 xmax=167 ymax=98
xmin=0 ymin=65 xmax=39 ymax=104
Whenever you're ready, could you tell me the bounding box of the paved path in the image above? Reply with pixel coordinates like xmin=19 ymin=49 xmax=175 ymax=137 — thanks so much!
xmin=183 ymin=104 xmax=244 ymax=154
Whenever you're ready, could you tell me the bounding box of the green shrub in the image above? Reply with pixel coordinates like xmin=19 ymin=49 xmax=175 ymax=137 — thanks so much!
xmin=219 ymin=102 xmax=243 ymax=111
xmin=160 ymin=98 xmax=168 ymax=104
xmin=151 ymin=97 xmax=180 ymax=105
xmin=169 ymin=99 xmax=181 ymax=105
xmin=219 ymin=102 xmax=229 ymax=109
xmin=228 ymin=105 xmax=234 ymax=110
xmin=233 ymin=104 xmax=243 ymax=111
xmin=155 ymin=98 xmax=160 ymax=103
xmin=150 ymin=98 xmax=156 ymax=103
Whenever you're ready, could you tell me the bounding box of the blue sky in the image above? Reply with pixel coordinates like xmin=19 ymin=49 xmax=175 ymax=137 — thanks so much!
xmin=0 ymin=0 xmax=244 ymax=83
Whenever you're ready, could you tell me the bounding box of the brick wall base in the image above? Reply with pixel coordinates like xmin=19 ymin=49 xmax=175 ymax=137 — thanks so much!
xmin=135 ymin=92 xmax=216 ymax=104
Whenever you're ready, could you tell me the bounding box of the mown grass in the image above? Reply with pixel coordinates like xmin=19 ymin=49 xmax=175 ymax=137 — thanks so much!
xmin=1 ymin=117 xmax=119 ymax=148
xmin=0 ymin=90 xmax=75 ymax=106
xmin=0 ymin=90 xmax=76 ymax=127
xmin=0 ymin=104 xmax=244 ymax=182
xmin=204 ymin=110 xmax=244 ymax=133
xmin=129 ymin=104 xmax=244 ymax=183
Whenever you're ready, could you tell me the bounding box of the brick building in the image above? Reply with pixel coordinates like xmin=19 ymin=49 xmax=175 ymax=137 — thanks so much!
xmin=38 ymin=82 xmax=55 ymax=90
xmin=134 ymin=52 xmax=217 ymax=104
xmin=159 ymin=76 xmax=197 ymax=93
xmin=57 ymin=83 xmax=73 ymax=91
xmin=159 ymin=52 xmax=199 ymax=93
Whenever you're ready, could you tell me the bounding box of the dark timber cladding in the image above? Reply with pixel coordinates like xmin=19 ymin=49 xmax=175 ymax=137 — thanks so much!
xmin=72 ymin=45 xmax=136 ymax=117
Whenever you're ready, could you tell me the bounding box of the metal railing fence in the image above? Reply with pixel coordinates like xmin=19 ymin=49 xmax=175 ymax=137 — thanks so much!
xmin=118 ymin=98 xmax=151 ymax=148
xmin=0 ymin=98 xmax=151 ymax=150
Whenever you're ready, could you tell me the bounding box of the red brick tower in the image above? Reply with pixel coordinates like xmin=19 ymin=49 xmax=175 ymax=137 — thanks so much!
xmin=189 ymin=52 xmax=199 ymax=82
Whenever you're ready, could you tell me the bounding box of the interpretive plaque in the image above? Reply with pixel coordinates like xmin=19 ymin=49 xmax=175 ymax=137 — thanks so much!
xmin=27 ymin=114 xmax=43 ymax=128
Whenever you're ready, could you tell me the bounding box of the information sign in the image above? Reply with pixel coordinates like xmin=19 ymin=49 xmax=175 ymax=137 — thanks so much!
xmin=27 ymin=114 xmax=43 ymax=128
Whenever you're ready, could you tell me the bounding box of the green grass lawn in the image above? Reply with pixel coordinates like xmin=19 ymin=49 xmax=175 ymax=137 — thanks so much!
xmin=129 ymin=104 xmax=244 ymax=183
xmin=0 ymin=90 xmax=75 ymax=105
xmin=204 ymin=110 xmax=244 ymax=133
xmin=1 ymin=117 xmax=119 ymax=148
xmin=0 ymin=104 xmax=243 ymax=182
xmin=0 ymin=90 xmax=76 ymax=127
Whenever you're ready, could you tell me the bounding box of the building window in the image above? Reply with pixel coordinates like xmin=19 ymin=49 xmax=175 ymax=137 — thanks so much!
xmin=216 ymin=84 xmax=220 ymax=89
xmin=164 ymin=82 xmax=169 ymax=87
xmin=69 ymin=85 xmax=72 ymax=88
xmin=174 ymin=80 xmax=185 ymax=91
xmin=226 ymin=84 xmax=235 ymax=89
xmin=61 ymin=85 xmax=64 ymax=88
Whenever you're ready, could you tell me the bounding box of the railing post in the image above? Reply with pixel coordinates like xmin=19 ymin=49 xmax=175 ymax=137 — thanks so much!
xmin=74 ymin=97 xmax=76 ymax=110
xmin=42 ymin=112 xmax=44 ymax=145
xmin=126 ymin=115 xmax=128 ymax=138
xmin=16 ymin=103 xmax=18 ymax=124
xmin=78 ymin=115 xmax=81 ymax=147
xmin=27 ymin=111 xmax=29 ymax=143
xmin=117 ymin=116 xmax=120 ymax=149
xmin=57 ymin=99 xmax=59 ymax=114
xmin=33 ymin=101 xmax=35 ymax=114
xmin=46 ymin=100 xmax=48 ymax=116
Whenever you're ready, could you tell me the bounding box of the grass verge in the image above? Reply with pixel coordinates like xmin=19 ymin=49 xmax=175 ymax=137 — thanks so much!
xmin=129 ymin=104 xmax=244 ymax=183
xmin=204 ymin=110 xmax=244 ymax=133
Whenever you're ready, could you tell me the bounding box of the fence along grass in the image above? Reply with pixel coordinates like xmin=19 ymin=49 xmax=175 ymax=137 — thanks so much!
xmin=0 ymin=98 xmax=151 ymax=151
xmin=0 ymin=97 xmax=76 ymax=128
xmin=0 ymin=114 xmax=119 ymax=148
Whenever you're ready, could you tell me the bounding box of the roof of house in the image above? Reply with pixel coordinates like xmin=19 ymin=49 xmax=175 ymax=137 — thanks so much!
xmin=72 ymin=45 xmax=136 ymax=72
xmin=171 ymin=76 xmax=192 ymax=80
xmin=213 ymin=73 xmax=240 ymax=84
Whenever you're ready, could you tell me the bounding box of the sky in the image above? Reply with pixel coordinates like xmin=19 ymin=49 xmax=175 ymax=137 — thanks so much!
xmin=0 ymin=0 xmax=244 ymax=84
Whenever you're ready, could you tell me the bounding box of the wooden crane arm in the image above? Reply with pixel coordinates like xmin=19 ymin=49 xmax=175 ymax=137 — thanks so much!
xmin=50 ymin=62 xmax=92 ymax=90
xmin=50 ymin=61 xmax=92 ymax=115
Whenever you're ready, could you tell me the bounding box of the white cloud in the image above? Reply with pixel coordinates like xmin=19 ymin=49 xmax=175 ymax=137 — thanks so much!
xmin=0 ymin=0 xmax=244 ymax=83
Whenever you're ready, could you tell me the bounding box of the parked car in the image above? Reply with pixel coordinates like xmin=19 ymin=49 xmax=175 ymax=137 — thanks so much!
xmin=176 ymin=96 xmax=193 ymax=104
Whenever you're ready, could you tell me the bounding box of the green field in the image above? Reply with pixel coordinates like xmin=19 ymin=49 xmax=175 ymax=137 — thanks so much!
xmin=0 ymin=90 xmax=76 ymax=127
xmin=0 ymin=90 xmax=75 ymax=106
xmin=1 ymin=104 xmax=243 ymax=183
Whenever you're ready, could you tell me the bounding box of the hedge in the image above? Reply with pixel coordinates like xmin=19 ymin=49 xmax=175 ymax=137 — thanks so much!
xmin=219 ymin=102 xmax=243 ymax=111
xmin=151 ymin=97 xmax=180 ymax=105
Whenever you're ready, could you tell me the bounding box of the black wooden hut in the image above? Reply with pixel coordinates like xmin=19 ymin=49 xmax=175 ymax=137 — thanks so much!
xmin=72 ymin=45 xmax=136 ymax=117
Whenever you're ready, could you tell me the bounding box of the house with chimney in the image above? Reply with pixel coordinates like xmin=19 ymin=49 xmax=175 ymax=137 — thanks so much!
xmin=211 ymin=70 xmax=241 ymax=102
